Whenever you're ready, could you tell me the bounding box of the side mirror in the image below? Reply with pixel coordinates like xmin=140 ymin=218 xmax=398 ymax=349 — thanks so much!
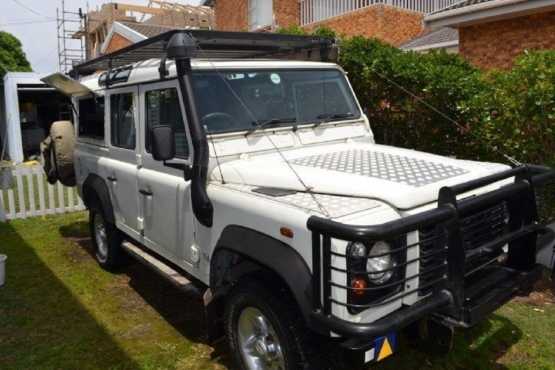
xmin=151 ymin=125 xmax=175 ymax=161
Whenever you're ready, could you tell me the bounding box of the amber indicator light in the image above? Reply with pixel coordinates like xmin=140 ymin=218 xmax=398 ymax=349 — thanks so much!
xmin=280 ymin=227 xmax=294 ymax=238
xmin=351 ymin=277 xmax=367 ymax=296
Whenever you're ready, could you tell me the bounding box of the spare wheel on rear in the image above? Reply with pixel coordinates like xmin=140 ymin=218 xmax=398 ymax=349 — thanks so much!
xmin=41 ymin=120 xmax=76 ymax=186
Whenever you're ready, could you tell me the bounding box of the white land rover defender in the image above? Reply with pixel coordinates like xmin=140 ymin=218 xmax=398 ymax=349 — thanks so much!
xmin=42 ymin=31 xmax=555 ymax=370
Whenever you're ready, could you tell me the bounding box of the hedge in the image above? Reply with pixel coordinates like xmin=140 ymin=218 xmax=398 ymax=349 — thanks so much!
xmin=338 ymin=36 xmax=555 ymax=168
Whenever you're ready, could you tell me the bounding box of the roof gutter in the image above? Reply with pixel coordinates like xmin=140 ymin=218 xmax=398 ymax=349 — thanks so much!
xmin=402 ymin=40 xmax=459 ymax=52
xmin=427 ymin=0 xmax=526 ymax=21
xmin=425 ymin=0 xmax=532 ymax=27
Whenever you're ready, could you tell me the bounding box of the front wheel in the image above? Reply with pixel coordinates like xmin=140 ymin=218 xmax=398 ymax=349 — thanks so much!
xmin=225 ymin=280 xmax=312 ymax=370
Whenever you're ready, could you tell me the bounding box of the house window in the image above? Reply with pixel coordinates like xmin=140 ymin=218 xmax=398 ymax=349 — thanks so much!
xmin=248 ymin=0 xmax=273 ymax=30
xmin=145 ymin=88 xmax=189 ymax=159
xmin=78 ymin=97 xmax=105 ymax=140
xmin=110 ymin=93 xmax=136 ymax=150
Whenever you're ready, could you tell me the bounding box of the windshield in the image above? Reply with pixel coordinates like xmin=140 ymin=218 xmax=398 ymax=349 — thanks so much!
xmin=192 ymin=69 xmax=361 ymax=134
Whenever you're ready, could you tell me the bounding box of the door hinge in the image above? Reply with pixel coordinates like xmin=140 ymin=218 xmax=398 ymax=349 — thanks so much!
xmin=137 ymin=216 xmax=144 ymax=232
xmin=191 ymin=245 xmax=200 ymax=264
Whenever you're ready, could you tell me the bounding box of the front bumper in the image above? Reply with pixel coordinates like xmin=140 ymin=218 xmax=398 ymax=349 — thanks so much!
xmin=307 ymin=165 xmax=555 ymax=345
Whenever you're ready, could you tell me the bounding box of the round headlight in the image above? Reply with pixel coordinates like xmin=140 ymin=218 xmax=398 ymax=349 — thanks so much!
xmin=349 ymin=242 xmax=367 ymax=258
xmin=366 ymin=241 xmax=395 ymax=284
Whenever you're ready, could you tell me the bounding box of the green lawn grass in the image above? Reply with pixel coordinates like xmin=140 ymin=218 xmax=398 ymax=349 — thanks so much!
xmin=0 ymin=213 xmax=554 ymax=370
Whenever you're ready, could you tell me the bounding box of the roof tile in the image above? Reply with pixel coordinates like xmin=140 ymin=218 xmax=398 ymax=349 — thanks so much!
xmin=119 ymin=21 xmax=190 ymax=39
xmin=401 ymin=27 xmax=459 ymax=50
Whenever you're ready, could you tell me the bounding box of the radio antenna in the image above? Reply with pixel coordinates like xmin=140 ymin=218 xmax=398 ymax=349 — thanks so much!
xmin=206 ymin=125 xmax=226 ymax=184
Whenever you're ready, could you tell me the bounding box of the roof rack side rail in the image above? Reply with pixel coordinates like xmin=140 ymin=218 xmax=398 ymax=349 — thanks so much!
xmin=71 ymin=30 xmax=337 ymax=76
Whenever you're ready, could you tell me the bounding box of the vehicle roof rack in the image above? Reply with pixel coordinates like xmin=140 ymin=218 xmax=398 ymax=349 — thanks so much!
xmin=72 ymin=29 xmax=337 ymax=77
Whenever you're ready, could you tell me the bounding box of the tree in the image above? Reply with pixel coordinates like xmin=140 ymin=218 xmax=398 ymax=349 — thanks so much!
xmin=0 ymin=31 xmax=32 ymax=78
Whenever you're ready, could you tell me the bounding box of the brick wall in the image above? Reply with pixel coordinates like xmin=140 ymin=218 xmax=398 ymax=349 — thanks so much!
xmin=214 ymin=0 xmax=298 ymax=31
xmin=460 ymin=11 xmax=555 ymax=69
xmin=215 ymin=0 xmax=248 ymax=31
xmin=303 ymin=5 xmax=424 ymax=46
xmin=213 ymin=1 xmax=421 ymax=46
xmin=274 ymin=0 xmax=299 ymax=29
xmin=103 ymin=33 xmax=133 ymax=55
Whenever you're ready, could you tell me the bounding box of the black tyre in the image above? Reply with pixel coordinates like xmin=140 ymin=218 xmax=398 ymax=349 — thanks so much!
xmin=89 ymin=203 xmax=124 ymax=270
xmin=225 ymin=279 xmax=313 ymax=370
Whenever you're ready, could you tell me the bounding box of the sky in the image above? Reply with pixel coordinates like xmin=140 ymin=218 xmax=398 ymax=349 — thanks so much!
xmin=0 ymin=0 xmax=201 ymax=74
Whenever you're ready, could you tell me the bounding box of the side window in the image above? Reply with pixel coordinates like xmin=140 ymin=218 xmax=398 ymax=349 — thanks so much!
xmin=145 ymin=88 xmax=189 ymax=159
xmin=110 ymin=93 xmax=136 ymax=149
xmin=78 ymin=97 xmax=105 ymax=139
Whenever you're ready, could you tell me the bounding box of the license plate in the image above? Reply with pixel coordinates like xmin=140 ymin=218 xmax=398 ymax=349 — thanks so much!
xmin=364 ymin=333 xmax=397 ymax=363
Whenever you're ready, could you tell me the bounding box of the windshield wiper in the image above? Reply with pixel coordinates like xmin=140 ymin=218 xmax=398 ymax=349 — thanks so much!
xmin=245 ymin=117 xmax=297 ymax=137
xmin=313 ymin=112 xmax=356 ymax=127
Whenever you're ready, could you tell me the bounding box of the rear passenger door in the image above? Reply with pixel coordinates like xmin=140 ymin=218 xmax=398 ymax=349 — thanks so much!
xmin=106 ymin=86 xmax=141 ymax=239
xmin=137 ymin=81 xmax=195 ymax=265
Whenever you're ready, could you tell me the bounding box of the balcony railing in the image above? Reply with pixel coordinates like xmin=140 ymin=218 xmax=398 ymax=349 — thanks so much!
xmin=300 ymin=0 xmax=460 ymax=25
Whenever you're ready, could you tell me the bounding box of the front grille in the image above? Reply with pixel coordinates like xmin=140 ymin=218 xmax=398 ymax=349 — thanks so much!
xmin=419 ymin=201 xmax=509 ymax=296
xmin=460 ymin=201 xmax=509 ymax=251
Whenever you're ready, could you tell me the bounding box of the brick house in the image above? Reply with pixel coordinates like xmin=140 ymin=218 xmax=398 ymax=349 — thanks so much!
xmin=425 ymin=0 xmax=555 ymax=69
xmin=203 ymin=0 xmax=460 ymax=47
xmin=76 ymin=2 xmax=214 ymax=60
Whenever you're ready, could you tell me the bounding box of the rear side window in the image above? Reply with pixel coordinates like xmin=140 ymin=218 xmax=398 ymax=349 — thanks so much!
xmin=78 ymin=97 xmax=104 ymax=139
xmin=110 ymin=93 xmax=136 ymax=149
xmin=145 ymin=88 xmax=189 ymax=158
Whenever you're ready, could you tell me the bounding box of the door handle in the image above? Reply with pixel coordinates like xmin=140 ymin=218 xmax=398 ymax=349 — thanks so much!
xmin=139 ymin=189 xmax=153 ymax=196
xmin=107 ymin=176 xmax=117 ymax=182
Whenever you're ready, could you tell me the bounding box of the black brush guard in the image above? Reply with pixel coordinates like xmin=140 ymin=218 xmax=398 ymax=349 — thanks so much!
xmin=307 ymin=164 xmax=555 ymax=339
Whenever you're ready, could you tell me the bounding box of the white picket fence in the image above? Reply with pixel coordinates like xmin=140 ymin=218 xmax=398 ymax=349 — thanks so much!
xmin=0 ymin=165 xmax=85 ymax=222
xmin=300 ymin=0 xmax=461 ymax=25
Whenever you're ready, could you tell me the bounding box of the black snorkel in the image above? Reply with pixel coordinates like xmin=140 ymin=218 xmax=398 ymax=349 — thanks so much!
xmin=166 ymin=32 xmax=213 ymax=227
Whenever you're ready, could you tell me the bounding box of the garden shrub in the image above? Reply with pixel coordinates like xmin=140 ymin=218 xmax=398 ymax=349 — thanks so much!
xmin=276 ymin=25 xmax=307 ymax=35
xmin=465 ymin=51 xmax=555 ymax=167
xmin=337 ymin=37 xmax=555 ymax=169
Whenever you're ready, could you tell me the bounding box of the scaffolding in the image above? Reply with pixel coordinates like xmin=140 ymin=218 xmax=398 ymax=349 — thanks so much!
xmin=56 ymin=0 xmax=85 ymax=74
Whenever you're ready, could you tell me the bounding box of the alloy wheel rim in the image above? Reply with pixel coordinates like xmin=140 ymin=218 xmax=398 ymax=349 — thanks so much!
xmin=94 ymin=213 xmax=108 ymax=263
xmin=237 ymin=307 xmax=285 ymax=370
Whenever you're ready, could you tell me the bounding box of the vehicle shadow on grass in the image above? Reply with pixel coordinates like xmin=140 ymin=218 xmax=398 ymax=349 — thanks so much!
xmin=368 ymin=313 xmax=522 ymax=370
xmin=59 ymin=220 xmax=233 ymax=369
xmin=0 ymin=220 xmax=139 ymax=370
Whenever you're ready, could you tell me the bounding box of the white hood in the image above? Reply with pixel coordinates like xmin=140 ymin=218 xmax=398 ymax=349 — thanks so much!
xmin=212 ymin=142 xmax=509 ymax=210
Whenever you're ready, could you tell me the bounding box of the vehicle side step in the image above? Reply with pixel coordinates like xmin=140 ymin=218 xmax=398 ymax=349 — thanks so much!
xmin=121 ymin=241 xmax=193 ymax=290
